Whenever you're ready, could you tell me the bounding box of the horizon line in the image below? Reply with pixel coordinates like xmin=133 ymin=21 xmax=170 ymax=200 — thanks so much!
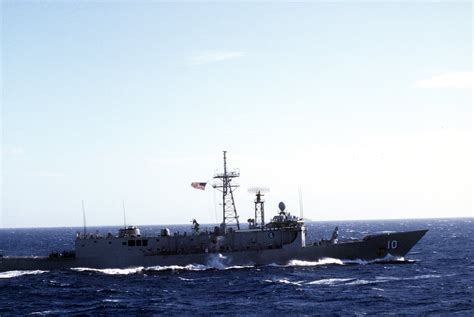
xmin=1 ymin=216 xmax=472 ymax=230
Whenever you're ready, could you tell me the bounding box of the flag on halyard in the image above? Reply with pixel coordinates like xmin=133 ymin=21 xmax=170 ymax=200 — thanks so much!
xmin=191 ymin=182 xmax=207 ymax=190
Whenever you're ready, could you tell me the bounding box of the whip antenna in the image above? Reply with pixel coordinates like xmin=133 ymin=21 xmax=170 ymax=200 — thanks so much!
xmin=298 ymin=186 xmax=304 ymax=219
xmin=82 ymin=200 xmax=87 ymax=236
xmin=122 ymin=200 xmax=127 ymax=229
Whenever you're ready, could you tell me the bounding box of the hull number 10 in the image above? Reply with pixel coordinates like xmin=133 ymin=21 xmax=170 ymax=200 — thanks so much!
xmin=387 ymin=240 xmax=398 ymax=250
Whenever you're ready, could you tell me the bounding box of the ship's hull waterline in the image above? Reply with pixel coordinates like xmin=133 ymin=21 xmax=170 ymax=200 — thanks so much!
xmin=0 ymin=229 xmax=427 ymax=272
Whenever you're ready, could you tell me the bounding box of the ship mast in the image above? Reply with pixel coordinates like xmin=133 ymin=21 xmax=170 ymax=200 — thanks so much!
xmin=213 ymin=151 xmax=240 ymax=232
xmin=248 ymin=187 xmax=269 ymax=229
xmin=254 ymin=190 xmax=265 ymax=228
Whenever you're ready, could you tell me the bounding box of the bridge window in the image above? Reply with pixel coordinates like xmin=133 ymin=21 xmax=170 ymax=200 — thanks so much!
xmin=128 ymin=240 xmax=135 ymax=247
xmin=136 ymin=240 xmax=142 ymax=247
xmin=142 ymin=240 xmax=148 ymax=247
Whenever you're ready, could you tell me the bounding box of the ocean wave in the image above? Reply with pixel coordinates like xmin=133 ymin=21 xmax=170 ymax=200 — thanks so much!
xmin=371 ymin=287 xmax=385 ymax=291
xmin=345 ymin=278 xmax=379 ymax=286
xmin=345 ymin=274 xmax=443 ymax=286
xmin=0 ymin=270 xmax=48 ymax=279
xmin=70 ymin=263 xmax=255 ymax=275
xmin=102 ymin=299 xmax=122 ymax=303
xmin=268 ymin=258 xmax=345 ymax=268
xmin=71 ymin=267 xmax=145 ymax=275
xmin=264 ymin=278 xmax=304 ymax=286
xmin=67 ymin=255 xmax=410 ymax=276
xmin=145 ymin=264 xmax=213 ymax=272
xmin=145 ymin=263 xmax=254 ymax=272
xmin=408 ymin=274 xmax=443 ymax=280
xmin=28 ymin=310 xmax=56 ymax=316
xmin=346 ymin=255 xmax=408 ymax=265
xmin=289 ymin=258 xmax=345 ymax=266
xmin=307 ymin=278 xmax=355 ymax=285
xmin=266 ymin=273 xmax=444 ymax=288
xmin=272 ymin=255 xmax=407 ymax=268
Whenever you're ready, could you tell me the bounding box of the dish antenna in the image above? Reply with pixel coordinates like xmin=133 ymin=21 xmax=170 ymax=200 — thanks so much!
xmin=247 ymin=187 xmax=270 ymax=229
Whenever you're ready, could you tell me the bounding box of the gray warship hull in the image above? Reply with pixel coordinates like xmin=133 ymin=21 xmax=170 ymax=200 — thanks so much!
xmin=0 ymin=229 xmax=427 ymax=272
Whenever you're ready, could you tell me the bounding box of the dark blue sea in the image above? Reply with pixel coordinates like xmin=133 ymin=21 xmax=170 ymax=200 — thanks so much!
xmin=1 ymin=218 xmax=473 ymax=316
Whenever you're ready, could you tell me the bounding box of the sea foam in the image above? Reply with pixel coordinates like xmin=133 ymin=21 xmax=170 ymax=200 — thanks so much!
xmin=0 ymin=270 xmax=48 ymax=279
xmin=70 ymin=262 xmax=254 ymax=275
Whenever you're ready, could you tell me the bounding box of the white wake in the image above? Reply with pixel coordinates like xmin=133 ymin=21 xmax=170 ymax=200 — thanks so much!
xmin=0 ymin=270 xmax=48 ymax=279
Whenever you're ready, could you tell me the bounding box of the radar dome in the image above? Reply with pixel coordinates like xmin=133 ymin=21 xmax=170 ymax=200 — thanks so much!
xmin=278 ymin=202 xmax=286 ymax=211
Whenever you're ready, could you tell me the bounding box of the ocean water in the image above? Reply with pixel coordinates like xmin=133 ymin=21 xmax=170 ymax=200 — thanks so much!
xmin=0 ymin=218 xmax=473 ymax=315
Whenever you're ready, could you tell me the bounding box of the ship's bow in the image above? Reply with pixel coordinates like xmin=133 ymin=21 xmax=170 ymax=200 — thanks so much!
xmin=364 ymin=229 xmax=428 ymax=259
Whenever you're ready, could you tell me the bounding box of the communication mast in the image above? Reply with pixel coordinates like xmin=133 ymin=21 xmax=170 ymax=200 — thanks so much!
xmin=248 ymin=187 xmax=270 ymax=229
xmin=213 ymin=151 xmax=240 ymax=231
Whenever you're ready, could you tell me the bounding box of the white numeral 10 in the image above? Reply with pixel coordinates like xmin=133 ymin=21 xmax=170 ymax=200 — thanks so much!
xmin=387 ymin=240 xmax=398 ymax=249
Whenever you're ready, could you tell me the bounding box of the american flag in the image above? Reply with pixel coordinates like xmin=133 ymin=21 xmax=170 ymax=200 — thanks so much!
xmin=191 ymin=182 xmax=207 ymax=190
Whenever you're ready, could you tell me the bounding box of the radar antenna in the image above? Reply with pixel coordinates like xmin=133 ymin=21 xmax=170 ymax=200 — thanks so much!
xmin=248 ymin=187 xmax=270 ymax=229
xmin=212 ymin=151 xmax=240 ymax=232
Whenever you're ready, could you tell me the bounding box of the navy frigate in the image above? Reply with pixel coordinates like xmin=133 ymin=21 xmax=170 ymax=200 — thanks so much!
xmin=0 ymin=151 xmax=428 ymax=272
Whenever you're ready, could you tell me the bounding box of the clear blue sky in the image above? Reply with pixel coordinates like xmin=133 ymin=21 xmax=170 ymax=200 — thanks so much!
xmin=1 ymin=1 xmax=472 ymax=228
